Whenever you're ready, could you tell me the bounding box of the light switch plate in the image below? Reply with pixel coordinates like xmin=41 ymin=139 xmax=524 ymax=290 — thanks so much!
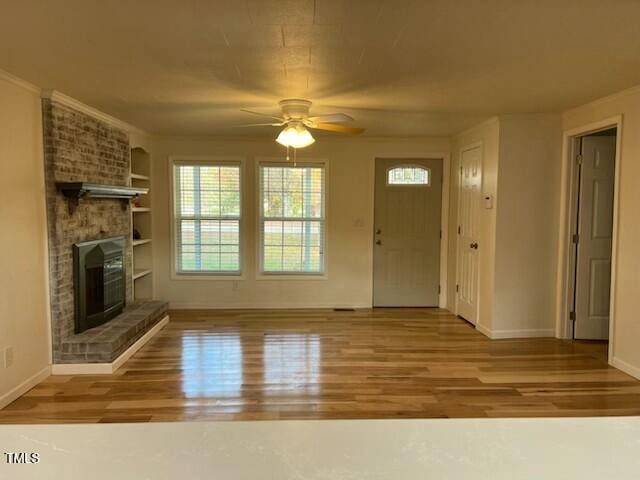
xmin=4 ymin=346 xmax=13 ymax=368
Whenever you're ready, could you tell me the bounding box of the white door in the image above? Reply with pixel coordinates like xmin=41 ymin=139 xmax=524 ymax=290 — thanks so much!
xmin=574 ymin=135 xmax=616 ymax=340
xmin=456 ymin=146 xmax=481 ymax=324
xmin=373 ymin=159 xmax=443 ymax=307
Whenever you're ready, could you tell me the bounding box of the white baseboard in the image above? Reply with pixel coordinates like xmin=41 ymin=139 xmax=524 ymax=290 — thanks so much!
xmin=476 ymin=325 xmax=555 ymax=339
xmin=0 ymin=365 xmax=51 ymax=410
xmin=475 ymin=323 xmax=492 ymax=338
xmin=611 ymin=356 xmax=640 ymax=381
xmin=168 ymin=302 xmax=372 ymax=310
xmin=51 ymin=315 xmax=169 ymax=375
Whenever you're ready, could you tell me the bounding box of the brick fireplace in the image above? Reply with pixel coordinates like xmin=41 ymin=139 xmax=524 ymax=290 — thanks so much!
xmin=42 ymin=98 xmax=166 ymax=365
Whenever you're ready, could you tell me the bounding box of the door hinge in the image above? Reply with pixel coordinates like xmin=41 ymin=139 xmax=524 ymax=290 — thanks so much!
xmin=576 ymin=154 xmax=583 ymax=165
xmin=456 ymin=284 xmax=460 ymax=293
xmin=569 ymin=311 xmax=576 ymax=321
xmin=439 ymin=229 xmax=442 ymax=239
xmin=438 ymin=285 xmax=441 ymax=294
xmin=460 ymin=166 xmax=463 ymax=175
xmin=572 ymin=233 xmax=579 ymax=244
xmin=457 ymin=225 xmax=461 ymax=235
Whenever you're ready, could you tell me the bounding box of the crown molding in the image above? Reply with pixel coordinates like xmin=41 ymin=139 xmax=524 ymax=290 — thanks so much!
xmin=0 ymin=68 xmax=40 ymax=94
xmin=453 ymin=115 xmax=499 ymax=138
xmin=41 ymin=89 xmax=149 ymax=137
xmin=563 ymin=83 xmax=640 ymax=118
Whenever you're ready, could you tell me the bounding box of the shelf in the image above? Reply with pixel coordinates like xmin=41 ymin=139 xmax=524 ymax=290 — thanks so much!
xmin=133 ymin=269 xmax=152 ymax=280
xmin=132 ymin=238 xmax=152 ymax=247
xmin=130 ymin=173 xmax=150 ymax=181
xmin=131 ymin=146 xmax=153 ymax=301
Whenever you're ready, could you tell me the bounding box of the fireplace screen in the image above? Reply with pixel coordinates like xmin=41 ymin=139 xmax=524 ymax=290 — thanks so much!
xmin=73 ymin=236 xmax=126 ymax=333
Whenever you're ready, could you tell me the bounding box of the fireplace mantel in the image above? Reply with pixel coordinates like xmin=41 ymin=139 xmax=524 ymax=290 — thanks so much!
xmin=56 ymin=182 xmax=148 ymax=213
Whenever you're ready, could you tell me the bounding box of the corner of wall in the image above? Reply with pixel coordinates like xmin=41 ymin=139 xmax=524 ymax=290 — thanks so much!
xmin=0 ymin=71 xmax=51 ymax=405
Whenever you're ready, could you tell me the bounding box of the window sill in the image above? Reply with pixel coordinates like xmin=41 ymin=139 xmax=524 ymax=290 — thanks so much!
xmin=256 ymin=273 xmax=328 ymax=281
xmin=171 ymin=272 xmax=245 ymax=281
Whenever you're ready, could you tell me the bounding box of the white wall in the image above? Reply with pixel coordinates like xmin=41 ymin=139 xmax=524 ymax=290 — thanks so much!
xmin=0 ymin=72 xmax=51 ymax=407
xmin=562 ymin=86 xmax=640 ymax=378
xmin=448 ymin=115 xmax=561 ymax=337
xmin=151 ymin=136 xmax=450 ymax=309
xmin=493 ymin=115 xmax=562 ymax=336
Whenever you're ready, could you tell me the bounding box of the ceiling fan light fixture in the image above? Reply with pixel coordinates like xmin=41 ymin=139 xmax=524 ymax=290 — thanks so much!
xmin=275 ymin=123 xmax=315 ymax=149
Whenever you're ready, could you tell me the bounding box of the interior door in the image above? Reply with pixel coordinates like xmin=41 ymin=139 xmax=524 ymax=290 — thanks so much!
xmin=373 ymin=158 xmax=443 ymax=307
xmin=456 ymin=145 xmax=481 ymax=324
xmin=574 ymin=135 xmax=616 ymax=340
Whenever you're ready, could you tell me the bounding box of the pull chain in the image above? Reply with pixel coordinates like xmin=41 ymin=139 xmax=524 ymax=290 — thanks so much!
xmin=284 ymin=146 xmax=298 ymax=166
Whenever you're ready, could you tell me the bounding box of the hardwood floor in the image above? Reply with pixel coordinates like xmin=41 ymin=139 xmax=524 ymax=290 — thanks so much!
xmin=1 ymin=308 xmax=638 ymax=424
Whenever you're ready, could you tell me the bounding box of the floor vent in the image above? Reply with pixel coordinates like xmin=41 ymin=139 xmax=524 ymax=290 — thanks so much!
xmin=333 ymin=308 xmax=356 ymax=312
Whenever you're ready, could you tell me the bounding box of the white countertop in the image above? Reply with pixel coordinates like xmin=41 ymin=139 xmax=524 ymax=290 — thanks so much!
xmin=2 ymin=417 xmax=640 ymax=479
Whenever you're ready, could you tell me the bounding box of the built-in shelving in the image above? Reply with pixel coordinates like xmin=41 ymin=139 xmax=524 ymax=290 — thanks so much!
xmin=130 ymin=173 xmax=150 ymax=181
xmin=133 ymin=269 xmax=152 ymax=280
xmin=130 ymin=147 xmax=153 ymax=301
xmin=132 ymin=238 xmax=152 ymax=247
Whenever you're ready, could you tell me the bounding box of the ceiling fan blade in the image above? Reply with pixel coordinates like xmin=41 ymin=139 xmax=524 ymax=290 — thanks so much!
xmin=307 ymin=113 xmax=354 ymax=123
xmin=310 ymin=123 xmax=365 ymax=135
xmin=240 ymin=109 xmax=284 ymax=122
xmin=232 ymin=122 xmax=284 ymax=128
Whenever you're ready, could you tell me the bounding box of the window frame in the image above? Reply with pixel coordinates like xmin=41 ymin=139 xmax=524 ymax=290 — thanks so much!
xmin=169 ymin=156 xmax=245 ymax=279
xmin=386 ymin=164 xmax=432 ymax=187
xmin=256 ymin=159 xmax=328 ymax=279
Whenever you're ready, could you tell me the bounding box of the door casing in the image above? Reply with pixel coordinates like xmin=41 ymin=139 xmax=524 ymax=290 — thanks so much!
xmin=556 ymin=116 xmax=622 ymax=364
xmin=370 ymin=153 xmax=450 ymax=309
xmin=573 ymin=134 xmax=616 ymax=340
xmin=454 ymin=142 xmax=483 ymax=325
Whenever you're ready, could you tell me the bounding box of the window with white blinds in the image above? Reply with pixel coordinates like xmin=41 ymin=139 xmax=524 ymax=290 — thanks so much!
xmin=259 ymin=164 xmax=325 ymax=274
xmin=173 ymin=162 xmax=241 ymax=274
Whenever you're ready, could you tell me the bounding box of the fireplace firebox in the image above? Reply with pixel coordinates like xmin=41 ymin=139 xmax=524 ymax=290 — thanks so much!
xmin=73 ymin=236 xmax=126 ymax=334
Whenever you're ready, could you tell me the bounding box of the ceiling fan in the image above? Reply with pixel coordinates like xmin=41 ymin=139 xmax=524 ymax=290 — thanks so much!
xmin=237 ymin=99 xmax=365 ymax=149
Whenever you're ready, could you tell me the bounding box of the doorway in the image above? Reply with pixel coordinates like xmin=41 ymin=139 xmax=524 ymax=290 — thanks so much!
xmin=569 ymin=128 xmax=617 ymax=342
xmin=372 ymin=158 xmax=443 ymax=307
xmin=455 ymin=144 xmax=482 ymax=324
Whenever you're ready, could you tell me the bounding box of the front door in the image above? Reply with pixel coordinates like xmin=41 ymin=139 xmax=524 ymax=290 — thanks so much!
xmin=373 ymin=159 xmax=443 ymax=307
xmin=456 ymin=145 xmax=481 ymax=324
xmin=573 ymin=134 xmax=616 ymax=340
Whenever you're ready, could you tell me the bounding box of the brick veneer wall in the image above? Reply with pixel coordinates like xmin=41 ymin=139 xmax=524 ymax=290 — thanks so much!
xmin=42 ymin=99 xmax=133 ymax=363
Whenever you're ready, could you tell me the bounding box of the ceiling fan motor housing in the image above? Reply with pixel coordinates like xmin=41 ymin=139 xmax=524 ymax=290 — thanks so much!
xmin=279 ymin=99 xmax=312 ymax=120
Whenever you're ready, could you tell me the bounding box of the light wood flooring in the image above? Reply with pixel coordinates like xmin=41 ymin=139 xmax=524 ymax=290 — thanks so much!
xmin=1 ymin=308 xmax=639 ymax=424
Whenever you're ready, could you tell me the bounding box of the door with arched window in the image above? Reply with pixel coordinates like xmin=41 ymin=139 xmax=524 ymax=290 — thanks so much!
xmin=373 ymin=158 xmax=443 ymax=306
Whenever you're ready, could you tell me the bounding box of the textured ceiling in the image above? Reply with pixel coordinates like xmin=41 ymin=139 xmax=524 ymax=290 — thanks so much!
xmin=1 ymin=0 xmax=640 ymax=136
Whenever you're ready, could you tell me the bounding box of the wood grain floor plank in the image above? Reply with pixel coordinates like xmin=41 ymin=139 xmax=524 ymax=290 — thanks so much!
xmin=0 ymin=308 xmax=637 ymax=424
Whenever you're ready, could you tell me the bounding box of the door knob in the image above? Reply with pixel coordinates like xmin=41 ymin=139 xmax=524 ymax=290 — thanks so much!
xmin=375 ymin=240 xmax=382 ymax=245
xmin=375 ymin=229 xmax=382 ymax=234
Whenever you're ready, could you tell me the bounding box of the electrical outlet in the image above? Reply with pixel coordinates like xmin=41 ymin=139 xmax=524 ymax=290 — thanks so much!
xmin=4 ymin=346 xmax=13 ymax=368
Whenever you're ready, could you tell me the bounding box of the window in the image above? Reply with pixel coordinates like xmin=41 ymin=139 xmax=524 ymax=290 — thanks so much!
xmin=387 ymin=166 xmax=430 ymax=185
xmin=259 ymin=164 xmax=325 ymax=274
xmin=173 ymin=162 xmax=241 ymax=274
